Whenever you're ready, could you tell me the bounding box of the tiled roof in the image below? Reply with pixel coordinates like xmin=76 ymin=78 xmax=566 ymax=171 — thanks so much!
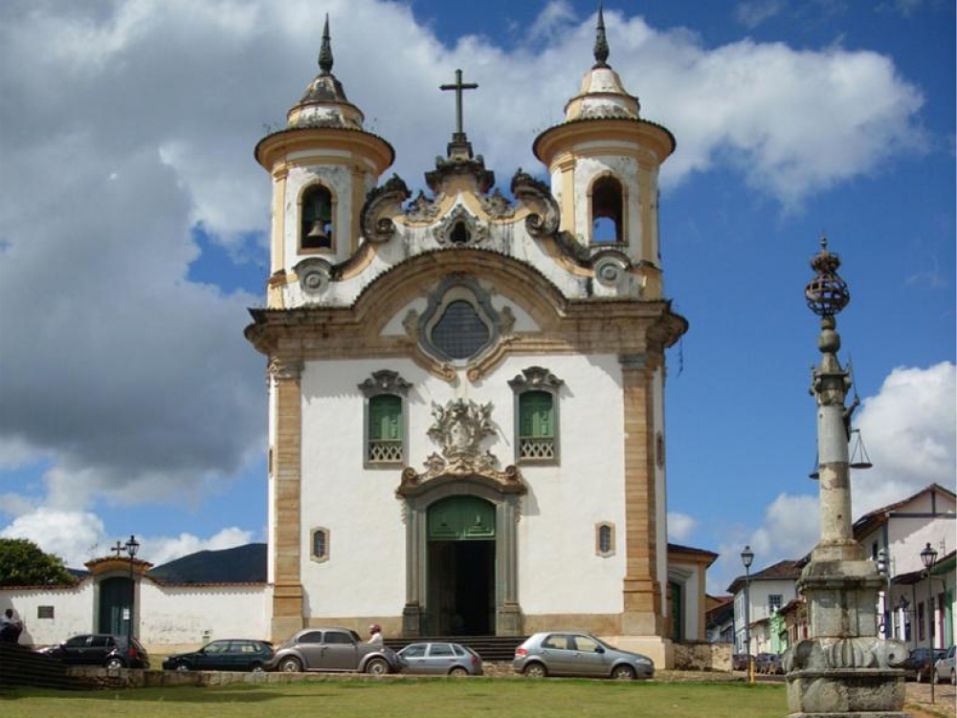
xmin=726 ymin=558 xmax=805 ymax=594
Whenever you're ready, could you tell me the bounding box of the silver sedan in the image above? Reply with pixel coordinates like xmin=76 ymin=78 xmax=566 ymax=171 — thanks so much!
xmin=513 ymin=632 xmax=654 ymax=680
xmin=397 ymin=642 xmax=483 ymax=676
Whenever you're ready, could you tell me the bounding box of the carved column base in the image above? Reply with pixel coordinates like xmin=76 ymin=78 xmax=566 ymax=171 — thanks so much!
xmin=786 ymin=669 xmax=907 ymax=717
xmin=402 ymin=603 xmax=422 ymax=638
xmin=496 ymin=602 xmax=523 ymax=636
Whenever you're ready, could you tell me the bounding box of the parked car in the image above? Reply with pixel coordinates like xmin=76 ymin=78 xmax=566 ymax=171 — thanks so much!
xmin=40 ymin=633 xmax=149 ymax=669
xmin=513 ymin=631 xmax=654 ymax=680
xmin=932 ymin=645 xmax=955 ymax=685
xmin=732 ymin=653 xmax=753 ymax=671
xmin=902 ymin=647 xmax=946 ymax=682
xmin=266 ymin=627 xmax=400 ymax=674
xmin=397 ymin=642 xmax=483 ymax=676
xmin=162 ymin=639 xmax=273 ymax=672
xmin=754 ymin=652 xmax=783 ymax=675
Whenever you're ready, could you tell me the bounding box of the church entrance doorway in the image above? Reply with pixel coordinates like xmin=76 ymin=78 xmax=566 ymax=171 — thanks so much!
xmin=98 ymin=576 xmax=132 ymax=636
xmin=426 ymin=496 xmax=495 ymax=635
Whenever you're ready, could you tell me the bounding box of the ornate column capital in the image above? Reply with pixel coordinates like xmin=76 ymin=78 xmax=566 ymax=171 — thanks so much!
xmin=268 ymin=356 xmax=303 ymax=381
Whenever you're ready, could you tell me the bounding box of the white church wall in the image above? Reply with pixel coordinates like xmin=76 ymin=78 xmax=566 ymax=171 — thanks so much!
xmin=502 ymin=352 xmax=627 ymax=616
xmin=139 ymin=582 xmax=270 ymax=649
xmin=1 ymin=582 xmax=94 ymax=646
xmin=298 ymin=351 xmax=628 ymax=620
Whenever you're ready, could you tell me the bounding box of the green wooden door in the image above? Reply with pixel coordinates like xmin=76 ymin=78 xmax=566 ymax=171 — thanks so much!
xmin=98 ymin=577 xmax=132 ymax=636
xmin=427 ymin=496 xmax=495 ymax=541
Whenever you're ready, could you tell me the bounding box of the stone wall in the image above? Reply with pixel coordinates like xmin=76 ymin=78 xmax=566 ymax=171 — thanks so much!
xmin=672 ymin=641 xmax=732 ymax=672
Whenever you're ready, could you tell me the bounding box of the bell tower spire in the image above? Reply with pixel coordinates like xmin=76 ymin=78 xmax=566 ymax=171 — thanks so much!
xmin=318 ymin=14 xmax=333 ymax=75
xmin=593 ymin=2 xmax=610 ymax=68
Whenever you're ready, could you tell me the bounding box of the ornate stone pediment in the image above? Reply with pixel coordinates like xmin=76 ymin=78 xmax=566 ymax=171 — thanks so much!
xmin=397 ymin=398 xmax=525 ymax=496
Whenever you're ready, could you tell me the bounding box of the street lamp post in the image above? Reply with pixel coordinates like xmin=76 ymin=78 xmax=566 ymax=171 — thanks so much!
xmin=124 ymin=535 xmax=140 ymax=666
xmin=741 ymin=545 xmax=755 ymax=684
xmin=920 ymin=542 xmax=938 ymax=704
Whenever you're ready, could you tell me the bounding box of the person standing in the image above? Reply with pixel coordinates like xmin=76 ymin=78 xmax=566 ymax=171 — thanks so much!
xmin=0 ymin=608 xmax=23 ymax=644
xmin=367 ymin=623 xmax=383 ymax=647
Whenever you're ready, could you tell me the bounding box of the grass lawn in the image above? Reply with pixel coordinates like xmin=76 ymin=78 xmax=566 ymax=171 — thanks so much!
xmin=1 ymin=679 xmax=787 ymax=718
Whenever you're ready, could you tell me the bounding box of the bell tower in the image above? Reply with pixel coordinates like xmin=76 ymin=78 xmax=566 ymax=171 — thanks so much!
xmin=533 ymin=5 xmax=674 ymax=298
xmin=255 ymin=15 xmax=394 ymax=310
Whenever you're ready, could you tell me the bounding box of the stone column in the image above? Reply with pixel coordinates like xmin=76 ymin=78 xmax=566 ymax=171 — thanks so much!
xmin=619 ymin=353 xmax=663 ymax=636
xmin=784 ymin=240 xmax=907 ymax=717
xmin=269 ymin=356 xmax=305 ymax=641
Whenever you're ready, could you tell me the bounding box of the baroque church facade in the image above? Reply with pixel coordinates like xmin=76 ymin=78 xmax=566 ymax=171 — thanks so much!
xmin=244 ymin=13 xmax=692 ymax=665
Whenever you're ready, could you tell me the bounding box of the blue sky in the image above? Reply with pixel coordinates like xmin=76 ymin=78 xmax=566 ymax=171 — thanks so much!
xmin=0 ymin=0 xmax=953 ymax=593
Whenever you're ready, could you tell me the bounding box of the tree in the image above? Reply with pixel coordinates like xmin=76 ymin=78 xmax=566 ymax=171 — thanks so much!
xmin=0 ymin=538 xmax=76 ymax=586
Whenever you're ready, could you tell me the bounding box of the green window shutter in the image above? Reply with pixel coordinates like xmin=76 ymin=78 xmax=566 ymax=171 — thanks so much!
xmin=519 ymin=391 xmax=553 ymax=438
xmin=369 ymin=395 xmax=402 ymax=441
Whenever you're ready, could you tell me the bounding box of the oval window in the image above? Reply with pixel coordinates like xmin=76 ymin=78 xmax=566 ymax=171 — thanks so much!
xmin=430 ymin=300 xmax=490 ymax=360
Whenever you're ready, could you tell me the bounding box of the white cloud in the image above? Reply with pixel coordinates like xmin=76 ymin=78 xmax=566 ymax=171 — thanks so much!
xmin=0 ymin=2 xmax=929 ymax=528
xmin=0 ymin=508 xmax=253 ymax=570
xmin=852 ymin=361 xmax=956 ymax=515
xmin=735 ymin=0 xmax=787 ymax=29
xmin=668 ymin=512 xmax=697 ymax=542
xmin=0 ymin=508 xmax=107 ymax=567
xmin=528 ymin=1 xmax=578 ymax=42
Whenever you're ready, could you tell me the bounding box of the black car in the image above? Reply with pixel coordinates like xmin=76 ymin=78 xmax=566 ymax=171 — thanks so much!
xmin=162 ymin=639 xmax=273 ymax=672
xmin=902 ymin=647 xmax=946 ymax=682
xmin=41 ymin=633 xmax=150 ymax=669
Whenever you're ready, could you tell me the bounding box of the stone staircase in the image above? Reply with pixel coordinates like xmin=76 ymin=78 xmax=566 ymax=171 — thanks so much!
xmin=384 ymin=635 xmax=528 ymax=662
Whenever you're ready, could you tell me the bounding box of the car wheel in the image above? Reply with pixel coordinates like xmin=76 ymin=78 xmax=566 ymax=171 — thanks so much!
xmin=523 ymin=662 xmax=547 ymax=678
xmin=449 ymin=666 xmax=469 ymax=677
xmin=279 ymin=656 xmax=302 ymax=673
xmin=611 ymin=665 xmax=636 ymax=680
xmin=365 ymin=657 xmax=389 ymax=676
xmin=250 ymin=663 xmax=264 ymax=673
xmin=175 ymin=663 xmax=190 ymax=672
xmin=105 ymin=657 xmax=124 ymax=670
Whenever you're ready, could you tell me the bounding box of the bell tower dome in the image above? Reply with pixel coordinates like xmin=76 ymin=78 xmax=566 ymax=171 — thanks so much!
xmin=255 ymin=15 xmax=394 ymax=309
xmin=532 ymin=6 xmax=674 ymax=298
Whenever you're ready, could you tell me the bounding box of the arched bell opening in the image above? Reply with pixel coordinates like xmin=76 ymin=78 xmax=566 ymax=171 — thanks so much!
xmin=300 ymin=183 xmax=335 ymax=251
xmin=590 ymin=175 xmax=624 ymax=244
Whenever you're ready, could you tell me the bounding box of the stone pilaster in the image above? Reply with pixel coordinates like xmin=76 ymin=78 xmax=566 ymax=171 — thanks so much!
xmin=619 ymin=352 xmax=663 ymax=636
xmin=269 ymin=356 xmax=305 ymax=641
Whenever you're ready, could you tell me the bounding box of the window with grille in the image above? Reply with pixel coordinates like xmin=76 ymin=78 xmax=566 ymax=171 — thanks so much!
xmin=596 ymin=522 xmax=615 ymax=557
xmin=430 ymin=300 xmax=490 ymax=360
xmin=368 ymin=394 xmax=403 ymax=464
xmin=311 ymin=528 xmax=329 ymax=562
xmin=518 ymin=390 xmax=555 ymax=461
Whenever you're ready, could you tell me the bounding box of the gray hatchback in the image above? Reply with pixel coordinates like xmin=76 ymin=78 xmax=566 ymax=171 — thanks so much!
xmin=398 ymin=642 xmax=483 ymax=676
xmin=513 ymin=632 xmax=654 ymax=680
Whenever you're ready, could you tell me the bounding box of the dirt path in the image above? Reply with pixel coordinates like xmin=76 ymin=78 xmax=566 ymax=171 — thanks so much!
xmin=906 ymin=680 xmax=956 ymax=718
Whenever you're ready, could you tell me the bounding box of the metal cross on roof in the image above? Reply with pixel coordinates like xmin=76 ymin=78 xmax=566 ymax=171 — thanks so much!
xmin=440 ymin=69 xmax=478 ymax=141
xmin=110 ymin=540 xmax=124 ymax=557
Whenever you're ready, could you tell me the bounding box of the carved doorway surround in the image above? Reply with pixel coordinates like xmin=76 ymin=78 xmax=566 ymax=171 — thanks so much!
xmin=399 ymin=474 xmax=524 ymax=637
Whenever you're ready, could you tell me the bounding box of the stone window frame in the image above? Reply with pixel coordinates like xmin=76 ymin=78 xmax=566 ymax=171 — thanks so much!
xmin=595 ymin=522 xmax=616 ymax=558
xmin=298 ymin=180 xmax=338 ymax=255
xmin=37 ymin=605 xmax=54 ymax=619
xmin=508 ymin=366 xmax=563 ymax=466
xmin=358 ymin=370 xmax=412 ymax=468
xmin=310 ymin=527 xmax=330 ymax=563
xmin=587 ymin=171 xmax=628 ymax=247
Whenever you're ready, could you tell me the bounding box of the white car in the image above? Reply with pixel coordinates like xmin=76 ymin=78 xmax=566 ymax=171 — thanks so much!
xmin=933 ymin=645 xmax=955 ymax=685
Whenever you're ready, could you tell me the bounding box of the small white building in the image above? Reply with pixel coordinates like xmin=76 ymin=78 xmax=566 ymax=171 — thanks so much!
xmin=853 ymin=483 xmax=956 ymax=651
xmin=727 ymin=559 xmax=803 ymax=655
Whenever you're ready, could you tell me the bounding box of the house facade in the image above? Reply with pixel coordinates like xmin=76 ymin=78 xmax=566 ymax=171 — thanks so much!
xmin=853 ymin=483 xmax=956 ymax=651
xmin=727 ymin=560 xmax=803 ymax=655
